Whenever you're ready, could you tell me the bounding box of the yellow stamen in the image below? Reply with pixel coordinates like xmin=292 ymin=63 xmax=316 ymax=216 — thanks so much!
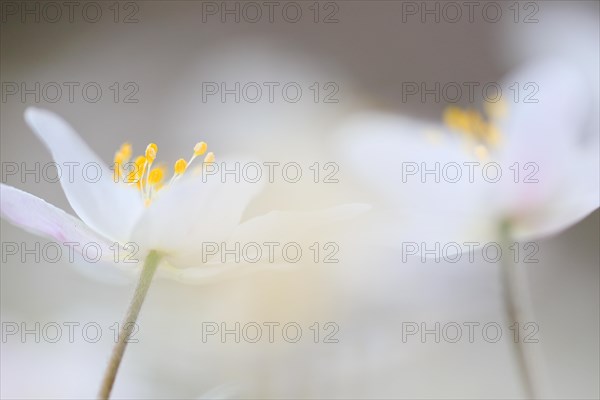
xmin=194 ymin=142 xmax=208 ymax=156
xmin=113 ymin=143 xmax=133 ymax=183
xmin=113 ymin=139 xmax=215 ymax=205
xmin=134 ymin=155 xmax=147 ymax=168
xmin=119 ymin=143 xmax=132 ymax=160
xmin=126 ymin=155 xmax=147 ymax=185
xmin=174 ymin=159 xmax=188 ymax=175
xmin=203 ymin=152 xmax=215 ymax=164
xmin=144 ymin=166 xmax=165 ymax=207
xmin=114 ymin=151 xmax=125 ymax=165
xmin=465 ymin=110 xmax=486 ymax=138
xmin=443 ymin=106 xmax=464 ymax=131
xmin=145 ymin=143 xmax=158 ymax=163
xmin=148 ymin=166 xmax=166 ymax=185
xmin=442 ymin=105 xmax=504 ymax=157
xmin=113 ymin=152 xmax=125 ymax=182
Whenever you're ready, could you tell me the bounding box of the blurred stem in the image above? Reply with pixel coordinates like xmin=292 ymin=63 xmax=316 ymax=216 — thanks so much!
xmin=499 ymin=222 xmax=537 ymax=399
xmin=98 ymin=250 xmax=161 ymax=400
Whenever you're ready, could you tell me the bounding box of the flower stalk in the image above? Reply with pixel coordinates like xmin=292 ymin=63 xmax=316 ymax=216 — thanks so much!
xmin=98 ymin=250 xmax=161 ymax=400
xmin=499 ymin=221 xmax=537 ymax=399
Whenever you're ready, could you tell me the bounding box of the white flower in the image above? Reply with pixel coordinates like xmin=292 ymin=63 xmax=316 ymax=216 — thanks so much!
xmin=338 ymin=60 xmax=599 ymax=248
xmin=1 ymin=107 xmax=369 ymax=283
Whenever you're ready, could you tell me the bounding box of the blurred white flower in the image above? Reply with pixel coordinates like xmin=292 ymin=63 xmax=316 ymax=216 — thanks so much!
xmin=1 ymin=108 xmax=369 ymax=283
xmin=338 ymin=57 xmax=599 ymax=400
xmin=338 ymin=60 xmax=599 ymax=247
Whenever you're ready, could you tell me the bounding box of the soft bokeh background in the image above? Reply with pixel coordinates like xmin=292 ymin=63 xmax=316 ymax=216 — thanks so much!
xmin=1 ymin=1 xmax=598 ymax=398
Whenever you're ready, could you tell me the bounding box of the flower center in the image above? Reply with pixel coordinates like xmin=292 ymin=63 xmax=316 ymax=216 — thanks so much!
xmin=112 ymin=141 xmax=215 ymax=207
xmin=442 ymin=100 xmax=506 ymax=160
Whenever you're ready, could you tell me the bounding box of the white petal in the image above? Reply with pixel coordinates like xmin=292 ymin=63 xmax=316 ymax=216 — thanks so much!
xmin=498 ymin=61 xmax=589 ymax=172
xmin=156 ymin=260 xmax=283 ymax=285
xmin=338 ymin=113 xmax=465 ymax=199
xmin=24 ymin=108 xmax=143 ymax=242
xmin=496 ymin=61 xmax=600 ymax=233
xmin=337 ymin=112 xmax=495 ymax=245
xmin=0 ymin=183 xmax=115 ymax=259
xmin=145 ymin=203 xmax=369 ymax=282
xmin=229 ymin=203 xmax=371 ymax=245
xmin=1 ymin=183 xmax=141 ymax=284
xmin=66 ymin=251 xmax=138 ymax=285
xmin=130 ymin=168 xmax=264 ymax=266
xmin=511 ymin=151 xmax=599 ymax=240
xmin=215 ymin=203 xmax=373 ymax=263
xmin=512 ymin=193 xmax=598 ymax=241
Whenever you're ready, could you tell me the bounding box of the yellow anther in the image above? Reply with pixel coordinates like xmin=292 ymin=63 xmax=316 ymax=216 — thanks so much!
xmin=194 ymin=141 xmax=208 ymax=156
xmin=174 ymin=158 xmax=188 ymax=175
xmin=113 ymin=138 xmax=215 ymax=203
xmin=443 ymin=106 xmax=462 ymax=130
xmin=134 ymin=155 xmax=147 ymax=168
xmin=114 ymin=151 xmax=126 ymax=165
xmin=203 ymin=152 xmax=215 ymax=164
xmin=145 ymin=143 xmax=158 ymax=162
xmin=114 ymin=143 xmax=132 ymax=165
xmin=444 ymin=106 xmax=474 ymax=135
xmin=126 ymin=155 xmax=147 ymax=184
xmin=148 ymin=166 xmax=165 ymax=185
xmin=443 ymin=104 xmax=504 ymax=156
xmin=119 ymin=143 xmax=132 ymax=160
xmin=464 ymin=109 xmax=483 ymax=135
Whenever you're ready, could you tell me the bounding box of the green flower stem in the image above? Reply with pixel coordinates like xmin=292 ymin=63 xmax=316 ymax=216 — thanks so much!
xmin=98 ymin=250 xmax=161 ymax=400
xmin=499 ymin=223 xmax=537 ymax=399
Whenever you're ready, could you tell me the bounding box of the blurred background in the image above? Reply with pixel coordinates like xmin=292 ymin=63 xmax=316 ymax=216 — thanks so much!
xmin=1 ymin=1 xmax=598 ymax=398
